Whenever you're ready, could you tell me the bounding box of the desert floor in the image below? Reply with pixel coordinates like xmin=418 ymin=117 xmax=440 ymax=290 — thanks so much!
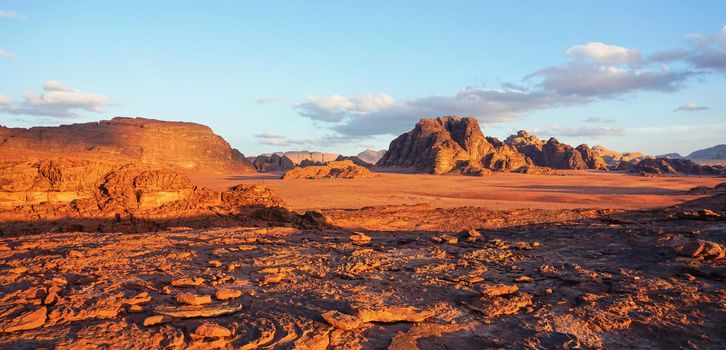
xmin=187 ymin=170 xmax=724 ymax=210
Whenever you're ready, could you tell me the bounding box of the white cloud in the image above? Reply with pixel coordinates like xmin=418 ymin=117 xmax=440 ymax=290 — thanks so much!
xmin=295 ymin=93 xmax=394 ymax=122
xmin=254 ymin=132 xmax=285 ymax=139
xmin=674 ymin=103 xmax=708 ymax=112
xmin=0 ymin=10 xmax=23 ymax=19
xmin=530 ymin=62 xmax=692 ymax=97
xmin=254 ymin=96 xmax=285 ymax=104
xmin=1 ymin=81 xmax=111 ymax=118
xmin=566 ymin=42 xmax=642 ymax=65
xmin=0 ymin=49 xmax=17 ymax=60
xmin=0 ymin=93 xmax=14 ymax=105
xmin=545 ymin=124 xmax=624 ymax=138
xmin=583 ymin=116 xmax=615 ymax=123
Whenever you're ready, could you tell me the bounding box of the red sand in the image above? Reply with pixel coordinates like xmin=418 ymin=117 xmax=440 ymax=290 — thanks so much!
xmin=186 ymin=170 xmax=724 ymax=210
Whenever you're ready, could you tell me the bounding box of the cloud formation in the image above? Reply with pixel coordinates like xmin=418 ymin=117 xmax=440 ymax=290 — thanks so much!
xmin=0 ymin=49 xmax=17 ymax=60
xmin=0 ymin=10 xmax=22 ymax=19
xmin=294 ymin=26 xmax=726 ymax=138
xmin=545 ymin=124 xmax=625 ymax=138
xmin=674 ymin=103 xmax=709 ymax=112
xmin=565 ymin=42 xmax=642 ymax=65
xmin=295 ymin=93 xmax=395 ymax=122
xmin=583 ymin=116 xmax=615 ymax=123
xmin=0 ymin=93 xmax=13 ymax=105
xmin=1 ymin=81 xmax=111 ymax=118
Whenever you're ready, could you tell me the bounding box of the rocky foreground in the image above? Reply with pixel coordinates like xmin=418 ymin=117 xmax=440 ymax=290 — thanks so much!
xmin=0 ymin=194 xmax=724 ymax=349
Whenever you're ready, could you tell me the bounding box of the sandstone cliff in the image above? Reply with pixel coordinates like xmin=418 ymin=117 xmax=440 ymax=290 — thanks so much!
xmin=617 ymin=158 xmax=726 ymax=176
xmin=377 ymin=116 xmax=530 ymax=174
xmin=277 ymin=151 xmax=341 ymax=165
xmin=504 ymin=130 xmax=606 ymax=170
xmin=252 ymin=154 xmax=295 ymax=172
xmin=0 ymin=117 xmax=255 ymax=173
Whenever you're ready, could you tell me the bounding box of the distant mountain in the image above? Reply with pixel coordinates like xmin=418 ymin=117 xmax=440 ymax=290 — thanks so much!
xmin=356 ymin=149 xmax=386 ymax=164
xmin=687 ymin=144 xmax=726 ymax=160
xmin=267 ymin=151 xmax=340 ymax=165
xmin=656 ymin=153 xmax=683 ymax=159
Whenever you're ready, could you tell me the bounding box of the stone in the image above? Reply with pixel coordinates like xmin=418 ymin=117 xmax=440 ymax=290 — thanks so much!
xmin=215 ymin=288 xmax=242 ymax=300
xmin=349 ymin=232 xmax=372 ymax=246
xmin=677 ymin=240 xmax=725 ymax=260
xmin=194 ymin=323 xmax=232 ymax=338
xmin=143 ymin=315 xmax=172 ymax=327
xmin=176 ymin=292 xmax=212 ymax=305
xmin=466 ymin=293 xmax=533 ymax=318
xmin=357 ymin=306 xmax=435 ymax=323
xmin=208 ymin=260 xmax=223 ymax=268
xmin=153 ymin=304 xmax=244 ymax=318
xmin=171 ymin=277 xmax=204 ymax=287
xmin=124 ymin=292 xmax=152 ymax=305
xmin=9 ymin=267 xmax=27 ymax=274
xmin=479 ymin=283 xmax=519 ymax=297
xmin=321 ymin=310 xmax=362 ymax=330
xmin=0 ymin=307 xmax=47 ymax=332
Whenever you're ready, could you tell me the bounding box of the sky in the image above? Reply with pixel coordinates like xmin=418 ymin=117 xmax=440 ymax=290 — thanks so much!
xmin=1 ymin=1 xmax=725 ymax=157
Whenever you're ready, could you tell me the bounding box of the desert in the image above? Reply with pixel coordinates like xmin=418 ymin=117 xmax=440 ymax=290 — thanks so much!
xmin=2 ymin=3 xmax=726 ymax=349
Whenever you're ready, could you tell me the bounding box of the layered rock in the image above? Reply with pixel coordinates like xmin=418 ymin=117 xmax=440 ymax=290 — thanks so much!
xmin=377 ymin=117 xmax=530 ymax=174
xmin=0 ymin=159 xmax=329 ymax=234
xmin=0 ymin=117 xmax=255 ymax=173
xmin=252 ymin=154 xmax=295 ymax=172
xmin=282 ymin=160 xmax=374 ymax=179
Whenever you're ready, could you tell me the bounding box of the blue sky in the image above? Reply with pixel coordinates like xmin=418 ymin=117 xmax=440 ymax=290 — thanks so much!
xmin=1 ymin=1 xmax=725 ymax=156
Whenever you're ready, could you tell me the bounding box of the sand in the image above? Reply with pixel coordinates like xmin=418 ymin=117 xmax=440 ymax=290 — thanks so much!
xmin=186 ymin=170 xmax=725 ymax=210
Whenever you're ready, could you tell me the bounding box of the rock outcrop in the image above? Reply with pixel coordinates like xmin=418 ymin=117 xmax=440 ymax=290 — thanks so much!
xmin=618 ymin=158 xmax=726 ymax=176
xmin=377 ymin=117 xmax=531 ymax=174
xmin=356 ymin=149 xmax=386 ymax=164
xmin=252 ymin=154 xmax=295 ymax=172
xmin=592 ymin=145 xmax=650 ymax=166
xmin=335 ymin=155 xmax=373 ymax=167
xmin=0 ymin=159 xmax=327 ymax=234
xmin=505 ymin=131 xmax=606 ymax=170
xmin=282 ymin=160 xmax=374 ymax=179
xmin=0 ymin=117 xmax=255 ymax=173
xmin=277 ymin=151 xmax=340 ymax=165
xmin=687 ymin=144 xmax=726 ymax=161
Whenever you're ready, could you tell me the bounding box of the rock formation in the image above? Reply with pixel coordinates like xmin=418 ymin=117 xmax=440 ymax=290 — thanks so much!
xmin=335 ymin=155 xmax=373 ymax=167
xmin=592 ymin=145 xmax=650 ymax=166
xmin=377 ymin=116 xmax=531 ymax=174
xmin=0 ymin=117 xmax=255 ymax=173
xmin=618 ymin=158 xmax=726 ymax=176
xmin=252 ymin=154 xmax=295 ymax=172
xmin=276 ymin=151 xmax=340 ymax=165
xmin=687 ymin=144 xmax=726 ymax=161
xmin=505 ymin=131 xmax=606 ymax=170
xmin=0 ymin=159 xmax=328 ymax=234
xmin=282 ymin=160 xmax=374 ymax=179
xmin=356 ymin=149 xmax=386 ymax=164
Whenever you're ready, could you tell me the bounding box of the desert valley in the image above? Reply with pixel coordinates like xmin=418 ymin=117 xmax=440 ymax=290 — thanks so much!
xmin=0 ymin=116 xmax=724 ymax=349
xmin=2 ymin=2 xmax=726 ymax=349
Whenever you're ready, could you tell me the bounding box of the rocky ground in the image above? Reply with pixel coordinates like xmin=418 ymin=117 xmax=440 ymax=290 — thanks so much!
xmin=1 ymin=194 xmax=724 ymax=349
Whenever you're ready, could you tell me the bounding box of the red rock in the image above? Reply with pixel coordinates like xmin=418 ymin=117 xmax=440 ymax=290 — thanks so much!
xmin=0 ymin=307 xmax=47 ymax=332
xmin=176 ymin=293 xmax=212 ymax=305
xmin=193 ymin=323 xmax=232 ymax=338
